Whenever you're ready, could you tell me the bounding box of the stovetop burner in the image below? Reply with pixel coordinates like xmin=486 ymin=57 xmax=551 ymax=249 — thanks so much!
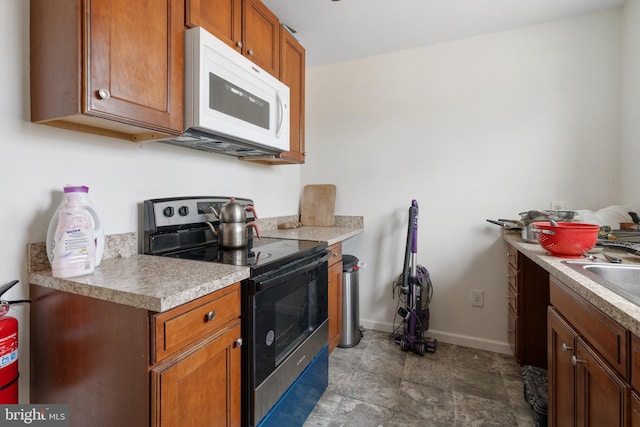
xmin=142 ymin=196 xmax=327 ymax=276
xmin=162 ymin=237 xmax=326 ymax=275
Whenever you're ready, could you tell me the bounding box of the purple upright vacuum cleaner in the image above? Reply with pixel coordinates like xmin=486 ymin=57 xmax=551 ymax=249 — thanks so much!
xmin=392 ymin=200 xmax=437 ymax=355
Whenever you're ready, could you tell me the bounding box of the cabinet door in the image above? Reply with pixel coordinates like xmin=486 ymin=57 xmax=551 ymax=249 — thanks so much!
xmin=548 ymin=307 xmax=577 ymax=427
xmin=575 ymin=337 xmax=629 ymax=427
xmin=152 ymin=321 xmax=242 ymax=427
xmin=186 ymin=0 xmax=242 ymax=52
xmin=88 ymin=0 xmax=184 ymax=134
xmin=243 ymin=0 xmax=280 ymax=77
xmin=632 ymin=391 xmax=640 ymax=427
xmin=328 ymin=260 xmax=343 ymax=353
xmin=279 ymin=26 xmax=305 ymax=163
xmin=518 ymin=254 xmax=549 ymax=368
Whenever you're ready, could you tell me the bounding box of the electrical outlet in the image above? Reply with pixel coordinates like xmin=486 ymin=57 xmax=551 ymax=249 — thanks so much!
xmin=550 ymin=201 xmax=567 ymax=211
xmin=472 ymin=290 xmax=484 ymax=307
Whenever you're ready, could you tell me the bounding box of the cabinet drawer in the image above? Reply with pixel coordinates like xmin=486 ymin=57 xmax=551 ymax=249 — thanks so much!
xmin=508 ymin=283 xmax=517 ymax=312
xmin=507 ymin=245 xmax=518 ymax=269
xmin=328 ymin=242 xmax=342 ymax=268
xmin=550 ymin=276 xmax=628 ymax=378
xmin=152 ymin=283 xmax=240 ymax=363
xmin=508 ymin=265 xmax=518 ymax=294
xmin=508 ymin=306 xmax=517 ymax=356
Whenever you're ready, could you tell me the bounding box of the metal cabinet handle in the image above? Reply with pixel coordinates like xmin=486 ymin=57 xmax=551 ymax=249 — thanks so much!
xmin=236 ymin=41 xmax=243 ymax=48
xmin=235 ymin=338 xmax=243 ymax=347
xmin=204 ymin=311 xmax=216 ymax=322
xmin=97 ymin=88 xmax=110 ymax=100
xmin=571 ymin=355 xmax=584 ymax=365
xmin=562 ymin=343 xmax=573 ymax=352
xmin=248 ymin=48 xmax=254 ymax=56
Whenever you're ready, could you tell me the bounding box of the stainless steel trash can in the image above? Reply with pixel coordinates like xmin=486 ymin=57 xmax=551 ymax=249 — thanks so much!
xmin=339 ymin=255 xmax=362 ymax=348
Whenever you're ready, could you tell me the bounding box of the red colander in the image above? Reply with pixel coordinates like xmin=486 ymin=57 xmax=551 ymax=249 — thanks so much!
xmin=534 ymin=222 xmax=600 ymax=257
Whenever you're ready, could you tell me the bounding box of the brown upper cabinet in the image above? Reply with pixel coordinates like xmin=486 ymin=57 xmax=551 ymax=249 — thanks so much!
xmin=31 ymin=0 xmax=305 ymax=164
xmin=186 ymin=0 xmax=280 ymax=78
xmin=246 ymin=25 xmax=306 ymax=165
xmin=278 ymin=26 xmax=306 ymax=163
xmin=30 ymin=0 xmax=185 ymax=141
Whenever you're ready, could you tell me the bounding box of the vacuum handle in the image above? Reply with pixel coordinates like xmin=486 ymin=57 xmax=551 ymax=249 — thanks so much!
xmin=410 ymin=202 xmax=419 ymax=254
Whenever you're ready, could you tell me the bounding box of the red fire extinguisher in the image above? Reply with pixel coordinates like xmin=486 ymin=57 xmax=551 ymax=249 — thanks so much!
xmin=0 ymin=280 xmax=28 ymax=404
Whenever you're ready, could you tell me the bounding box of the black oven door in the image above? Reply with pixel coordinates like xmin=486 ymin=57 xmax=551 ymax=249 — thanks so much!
xmin=249 ymin=251 xmax=330 ymax=387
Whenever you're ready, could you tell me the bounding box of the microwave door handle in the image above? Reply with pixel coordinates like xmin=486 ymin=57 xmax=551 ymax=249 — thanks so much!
xmin=254 ymin=252 xmax=330 ymax=291
xmin=276 ymin=92 xmax=285 ymax=138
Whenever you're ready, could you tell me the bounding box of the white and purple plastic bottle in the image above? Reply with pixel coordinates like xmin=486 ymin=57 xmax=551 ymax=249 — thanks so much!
xmin=50 ymin=193 xmax=96 ymax=278
xmin=46 ymin=185 xmax=104 ymax=275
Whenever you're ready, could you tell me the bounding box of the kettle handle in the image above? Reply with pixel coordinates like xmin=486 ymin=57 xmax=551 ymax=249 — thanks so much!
xmin=247 ymin=221 xmax=261 ymax=240
xmin=246 ymin=205 xmax=258 ymax=219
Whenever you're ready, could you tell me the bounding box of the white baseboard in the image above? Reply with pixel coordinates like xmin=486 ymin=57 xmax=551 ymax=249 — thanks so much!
xmin=360 ymin=319 xmax=513 ymax=356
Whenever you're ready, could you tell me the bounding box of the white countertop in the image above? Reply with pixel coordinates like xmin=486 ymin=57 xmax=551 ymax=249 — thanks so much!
xmin=504 ymin=232 xmax=640 ymax=336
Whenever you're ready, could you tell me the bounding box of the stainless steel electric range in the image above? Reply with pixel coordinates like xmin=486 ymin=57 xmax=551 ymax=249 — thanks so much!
xmin=143 ymin=196 xmax=329 ymax=427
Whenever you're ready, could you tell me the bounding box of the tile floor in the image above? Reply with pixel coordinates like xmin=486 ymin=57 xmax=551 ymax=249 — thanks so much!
xmin=303 ymin=330 xmax=537 ymax=427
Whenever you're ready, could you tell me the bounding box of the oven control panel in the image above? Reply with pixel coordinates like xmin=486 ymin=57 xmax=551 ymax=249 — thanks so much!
xmin=144 ymin=196 xmax=255 ymax=230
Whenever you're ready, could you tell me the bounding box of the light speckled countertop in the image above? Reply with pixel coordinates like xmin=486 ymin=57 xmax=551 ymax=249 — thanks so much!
xmin=504 ymin=232 xmax=640 ymax=336
xmin=257 ymin=215 xmax=363 ymax=245
xmin=29 ymin=254 xmax=249 ymax=312
xmin=261 ymin=226 xmax=363 ymax=246
xmin=28 ymin=220 xmax=363 ymax=313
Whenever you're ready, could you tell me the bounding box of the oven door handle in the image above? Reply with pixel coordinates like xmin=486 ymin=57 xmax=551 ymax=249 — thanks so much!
xmin=254 ymin=251 xmax=330 ymax=291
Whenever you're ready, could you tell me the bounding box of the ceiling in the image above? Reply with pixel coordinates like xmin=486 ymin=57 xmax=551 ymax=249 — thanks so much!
xmin=261 ymin=0 xmax=626 ymax=67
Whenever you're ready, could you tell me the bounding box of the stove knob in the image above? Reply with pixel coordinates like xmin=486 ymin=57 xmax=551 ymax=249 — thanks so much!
xmin=178 ymin=206 xmax=189 ymax=216
xmin=163 ymin=206 xmax=174 ymax=217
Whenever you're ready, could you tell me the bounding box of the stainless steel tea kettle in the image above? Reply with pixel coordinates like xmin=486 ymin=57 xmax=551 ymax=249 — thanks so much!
xmin=207 ymin=197 xmax=261 ymax=248
xmin=217 ymin=221 xmax=261 ymax=248
xmin=216 ymin=197 xmax=257 ymax=223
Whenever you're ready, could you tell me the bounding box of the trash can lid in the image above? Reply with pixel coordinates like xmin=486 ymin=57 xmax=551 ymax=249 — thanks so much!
xmin=342 ymin=255 xmax=359 ymax=271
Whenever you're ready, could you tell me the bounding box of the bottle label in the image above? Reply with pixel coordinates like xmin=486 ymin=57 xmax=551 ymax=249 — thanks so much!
xmin=52 ymin=208 xmax=96 ymax=278
xmin=63 ymin=228 xmax=91 ymax=253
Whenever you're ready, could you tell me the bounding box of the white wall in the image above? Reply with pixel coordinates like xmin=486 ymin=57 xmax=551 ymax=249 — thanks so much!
xmin=1 ymin=1 xmax=301 ymax=402
xmin=304 ymin=10 xmax=623 ymax=352
xmin=621 ymin=0 xmax=640 ymax=203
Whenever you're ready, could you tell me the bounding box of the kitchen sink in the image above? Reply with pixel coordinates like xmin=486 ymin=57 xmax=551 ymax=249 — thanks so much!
xmin=564 ymin=261 xmax=640 ymax=305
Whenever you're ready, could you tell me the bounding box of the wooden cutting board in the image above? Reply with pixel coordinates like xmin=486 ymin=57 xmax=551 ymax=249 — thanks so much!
xmin=300 ymin=184 xmax=336 ymax=226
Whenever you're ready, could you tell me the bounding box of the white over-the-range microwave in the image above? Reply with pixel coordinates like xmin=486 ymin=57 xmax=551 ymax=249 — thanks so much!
xmin=160 ymin=27 xmax=290 ymax=157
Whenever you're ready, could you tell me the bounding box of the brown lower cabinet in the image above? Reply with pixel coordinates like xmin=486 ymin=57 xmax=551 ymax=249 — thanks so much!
xmin=151 ymin=321 xmax=241 ymax=427
xmin=327 ymin=242 xmax=343 ymax=353
xmin=548 ymin=275 xmax=633 ymax=427
xmin=30 ymin=283 xmax=242 ymax=427
xmin=632 ymin=391 xmax=640 ymax=425
xmin=547 ymin=307 xmax=578 ymax=426
xmin=506 ymin=245 xmax=549 ymax=368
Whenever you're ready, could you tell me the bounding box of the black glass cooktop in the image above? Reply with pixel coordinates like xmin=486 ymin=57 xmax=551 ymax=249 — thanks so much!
xmin=163 ymin=237 xmax=327 ymax=276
